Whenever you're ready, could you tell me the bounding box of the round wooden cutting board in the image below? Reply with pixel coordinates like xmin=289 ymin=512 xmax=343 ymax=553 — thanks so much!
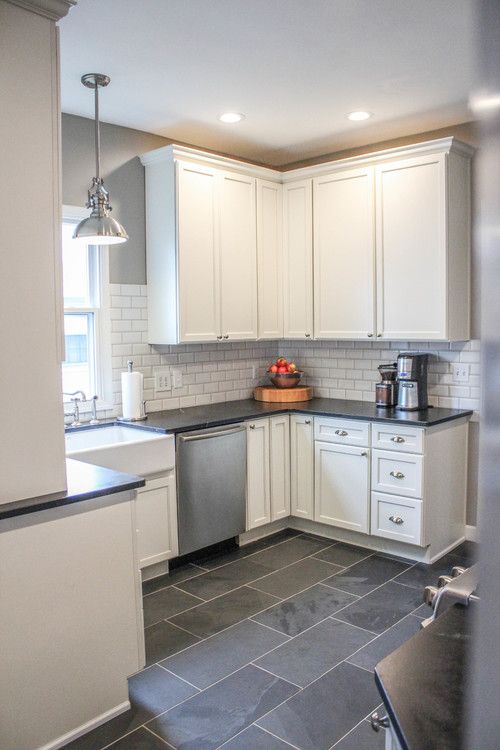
xmin=254 ymin=385 xmax=313 ymax=403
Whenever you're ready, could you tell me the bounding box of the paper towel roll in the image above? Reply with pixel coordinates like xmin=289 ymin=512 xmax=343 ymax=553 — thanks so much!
xmin=121 ymin=369 xmax=143 ymax=420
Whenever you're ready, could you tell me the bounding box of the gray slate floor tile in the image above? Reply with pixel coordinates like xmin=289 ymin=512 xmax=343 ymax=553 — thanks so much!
xmin=144 ymin=621 xmax=201 ymax=665
xmin=146 ymin=664 xmax=298 ymax=750
xmin=161 ymin=619 xmax=288 ymax=689
xmin=219 ymin=724 xmax=294 ymax=749
xmin=322 ymin=555 xmax=411 ymax=597
xmin=169 ymin=585 xmax=281 ymax=638
xmin=254 ymin=617 xmax=374 ymax=687
xmin=195 ymin=529 xmax=301 ymax=570
xmin=332 ymin=718 xmax=385 ymax=749
xmin=251 ymin=583 xmax=358 ymax=637
xmin=313 ymin=542 xmax=374 ymax=568
xmin=143 ymin=586 xmax=203 ymax=626
xmin=393 ymin=548 xmax=476 ymax=590
xmin=62 ymin=666 xmax=196 ymax=750
xmin=175 ymin=557 xmax=271 ymax=600
xmin=257 ymin=661 xmax=380 ymax=750
xmin=334 ymin=581 xmax=423 ymax=634
xmin=347 ymin=613 xmax=422 ymax=672
xmin=248 ymin=535 xmax=333 ymax=571
xmin=142 ymin=564 xmax=206 ymax=595
xmin=251 ymin=557 xmax=343 ymax=599
xmin=107 ymin=727 xmax=174 ymax=749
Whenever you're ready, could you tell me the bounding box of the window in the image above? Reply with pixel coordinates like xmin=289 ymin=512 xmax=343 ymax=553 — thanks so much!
xmin=61 ymin=207 xmax=111 ymax=407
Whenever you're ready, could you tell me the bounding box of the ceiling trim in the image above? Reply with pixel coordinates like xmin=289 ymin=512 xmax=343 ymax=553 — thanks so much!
xmin=6 ymin=0 xmax=76 ymax=21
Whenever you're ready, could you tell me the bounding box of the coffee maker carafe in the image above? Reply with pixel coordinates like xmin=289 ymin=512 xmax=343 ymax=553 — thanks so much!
xmin=396 ymin=352 xmax=429 ymax=411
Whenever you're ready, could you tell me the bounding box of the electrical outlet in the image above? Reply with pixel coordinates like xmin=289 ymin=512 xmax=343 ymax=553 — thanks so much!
xmin=154 ymin=367 xmax=171 ymax=392
xmin=452 ymin=364 xmax=470 ymax=384
xmin=251 ymin=364 xmax=257 ymax=379
xmin=171 ymin=368 xmax=183 ymax=388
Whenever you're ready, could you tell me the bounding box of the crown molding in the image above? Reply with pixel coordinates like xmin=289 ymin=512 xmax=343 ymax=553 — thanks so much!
xmin=5 ymin=0 xmax=76 ymax=21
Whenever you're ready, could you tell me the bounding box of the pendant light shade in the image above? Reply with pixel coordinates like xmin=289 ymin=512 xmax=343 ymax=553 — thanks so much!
xmin=73 ymin=74 xmax=128 ymax=245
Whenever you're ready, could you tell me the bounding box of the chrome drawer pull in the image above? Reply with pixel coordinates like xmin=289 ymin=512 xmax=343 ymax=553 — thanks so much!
xmin=390 ymin=470 xmax=405 ymax=479
xmin=335 ymin=429 xmax=348 ymax=436
xmin=304 ymin=419 xmax=311 ymax=424
xmin=391 ymin=436 xmax=405 ymax=443
xmin=249 ymin=424 xmax=255 ymax=429
xmin=389 ymin=515 xmax=404 ymax=525
xmin=371 ymin=712 xmax=390 ymax=732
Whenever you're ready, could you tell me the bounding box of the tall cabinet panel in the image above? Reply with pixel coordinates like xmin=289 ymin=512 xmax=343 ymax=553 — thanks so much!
xmin=219 ymin=171 xmax=258 ymax=340
xmin=270 ymin=415 xmax=290 ymax=520
xmin=247 ymin=419 xmax=271 ymax=529
xmin=283 ymin=180 xmax=313 ymax=339
xmin=375 ymin=153 xmax=447 ymax=340
xmin=290 ymin=415 xmax=314 ymax=519
xmin=177 ymin=162 xmax=220 ymax=342
xmin=257 ymin=180 xmax=283 ymax=339
xmin=313 ymin=168 xmax=376 ymax=339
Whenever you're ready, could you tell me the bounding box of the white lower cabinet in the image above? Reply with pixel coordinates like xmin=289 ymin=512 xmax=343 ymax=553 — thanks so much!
xmin=314 ymin=441 xmax=370 ymax=533
xmin=371 ymin=491 xmax=423 ymax=545
xmin=290 ymin=415 xmax=314 ymax=519
xmin=247 ymin=416 xmax=291 ymax=530
xmin=135 ymin=472 xmax=179 ymax=568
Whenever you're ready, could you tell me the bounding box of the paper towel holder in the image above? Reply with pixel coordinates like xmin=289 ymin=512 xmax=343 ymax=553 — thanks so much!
xmin=117 ymin=399 xmax=148 ymax=423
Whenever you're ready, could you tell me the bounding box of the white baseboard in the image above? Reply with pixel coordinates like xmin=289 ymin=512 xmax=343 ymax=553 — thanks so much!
xmin=37 ymin=701 xmax=131 ymax=750
xmin=465 ymin=525 xmax=478 ymax=542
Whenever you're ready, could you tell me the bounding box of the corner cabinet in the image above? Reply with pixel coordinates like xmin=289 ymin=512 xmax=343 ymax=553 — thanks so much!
xmin=290 ymin=414 xmax=314 ymax=519
xmin=283 ymin=180 xmax=314 ymax=339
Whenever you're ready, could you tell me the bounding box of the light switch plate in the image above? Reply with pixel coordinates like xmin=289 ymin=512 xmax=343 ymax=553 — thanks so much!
xmin=154 ymin=367 xmax=171 ymax=392
xmin=452 ymin=364 xmax=470 ymax=383
xmin=171 ymin=368 xmax=183 ymax=388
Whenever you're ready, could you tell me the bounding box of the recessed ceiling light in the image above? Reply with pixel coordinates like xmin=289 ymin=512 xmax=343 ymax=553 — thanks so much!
xmin=469 ymin=92 xmax=500 ymax=114
xmin=347 ymin=111 xmax=373 ymax=122
xmin=218 ymin=112 xmax=245 ymax=123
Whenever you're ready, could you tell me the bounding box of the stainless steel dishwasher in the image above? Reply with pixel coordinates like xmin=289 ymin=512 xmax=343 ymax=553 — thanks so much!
xmin=176 ymin=423 xmax=247 ymax=555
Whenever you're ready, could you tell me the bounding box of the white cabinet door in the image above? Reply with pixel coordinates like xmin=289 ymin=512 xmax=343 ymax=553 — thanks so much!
xmin=257 ymin=179 xmax=283 ymax=339
xmin=135 ymin=473 xmax=179 ymax=568
xmin=313 ymin=168 xmax=375 ymax=339
xmin=247 ymin=419 xmax=271 ymax=529
xmin=283 ymin=180 xmax=314 ymax=339
xmin=290 ymin=415 xmax=314 ymax=519
xmin=315 ymin=442 xmax=370 ymax=533
xmin=270 ymin=415 xmax=290 ymax=520
xmin=219 ymin=171 xmax=258 ymax=340
xmin=375 ymin=153 xmax=447 ymax=340
xmin=177 ymin=162 xmax=220 ymax=342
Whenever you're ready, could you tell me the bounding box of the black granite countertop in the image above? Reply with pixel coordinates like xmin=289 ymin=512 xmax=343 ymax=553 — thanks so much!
xmin=375 ymin=604 xmax=472 ymax=750
xmin=114 ymin=397 xmax=472 ymax=435
xmin=0 ymin=458 xmax=145 ymax=520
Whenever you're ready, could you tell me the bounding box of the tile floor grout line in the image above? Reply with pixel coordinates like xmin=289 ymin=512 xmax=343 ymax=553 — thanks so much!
xmin=328 ymin=706 xmax=379 ymax=749
xmin=328 ymin=615 xmax=379 ymax=636
xmin=215 ymin=722 xmax=302 ymax=750
xmin=249 ymin=618 xmax=294 ymax=639
xmin=142 ymin=563 xmax=210 ymax=598
xmin=256 ymin=725 xmax=303 ymax=750
xmin=143 ymin=724 xmax=177 ymax=748
xmin=317 ymin=581 xmax=361 ymax=598
xmin=156 ymin=663 xmax=201 ymax=691
xmin=250 ymin=662 xmax=303 ymax=690
xmin=344 ymin=660 xmax=374 ymax=674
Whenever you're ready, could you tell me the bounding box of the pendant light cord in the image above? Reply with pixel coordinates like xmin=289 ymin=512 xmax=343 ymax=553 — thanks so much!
xmin=94 ymin=79 xmax=101 ymax=180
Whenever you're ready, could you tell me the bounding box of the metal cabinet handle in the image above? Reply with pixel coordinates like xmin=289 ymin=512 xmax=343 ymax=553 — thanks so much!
xmin=216 ymin=335 xmax=222 ymax=340
xmin=390 ymin=470 xmax=405 ymax=479
xmin=377 ymin=333 xmax=382 ymax=338
xmin=335 ymin=429 xmax=348 ymax=436
xmin=389 ymin=515 xmax=404 ymax=525
xmin=249 ymin=424 xmax=255 ymax=429
xmin=305 ymin=333 xmax=311 ymax=338
xmin=391 ymin=436 xmax=405 ymax=443
xmin=367 ymin=333 xmax=373 ymax=337
xmin=304 ymin=419 xmax=311 ymax=424
xmin=223 ymin=334 xmax=229 ymax=339
xmin=360 ymin=451 xmax=368 ymax=456
xmin=370 ymin=712 xmax=389 ymax=732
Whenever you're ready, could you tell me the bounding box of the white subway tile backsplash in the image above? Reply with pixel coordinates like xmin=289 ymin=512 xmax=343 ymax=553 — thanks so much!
xmin=107 ymin=285 xmax=481 ymax=419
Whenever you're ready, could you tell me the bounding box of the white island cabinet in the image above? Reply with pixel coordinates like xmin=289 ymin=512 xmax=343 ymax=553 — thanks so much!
xmin=0 ymin=486 xmax=144 ymax=750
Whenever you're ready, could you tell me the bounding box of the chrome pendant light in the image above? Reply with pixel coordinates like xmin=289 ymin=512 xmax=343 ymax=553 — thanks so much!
xmin=73 ymin=73 xmax=128 ymax=245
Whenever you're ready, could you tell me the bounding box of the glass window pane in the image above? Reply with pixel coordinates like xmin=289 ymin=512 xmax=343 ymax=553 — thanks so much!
xmin=62 ymin=313 xmax=94 ymax=397
xmin=62 ymin=221 xmax=91 ymax=307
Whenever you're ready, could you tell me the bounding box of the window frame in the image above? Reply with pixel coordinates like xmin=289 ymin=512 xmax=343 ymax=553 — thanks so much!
xmin=62 ymin=205 xmax=113 ymax=412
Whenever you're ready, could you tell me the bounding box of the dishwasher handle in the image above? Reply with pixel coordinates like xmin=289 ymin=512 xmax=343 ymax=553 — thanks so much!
xmin=178 ymin=424 xmax=246 ymax=443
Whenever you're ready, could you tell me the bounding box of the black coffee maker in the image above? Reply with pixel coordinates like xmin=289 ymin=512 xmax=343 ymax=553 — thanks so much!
xmin=396 ymin=352 xmax=429 ymax=410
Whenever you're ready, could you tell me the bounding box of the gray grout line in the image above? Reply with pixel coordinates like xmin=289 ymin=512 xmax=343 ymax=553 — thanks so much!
xmin=156 ymin=664 xmax=201 ymax=691
xmin=328 ymin=705 xmax=381 ymax=749
xmin=143 ymin=725 xmax=176 ymax=748
xmin=328 ymin=615 xmax=379 ymax=636
xmin=345 ymin=660 xmax=374 ymax=674
xmin=250 ymin=662 xmax=303 ymax=690
xmin=250 ymin=619 xmax=293 ymax=639
xmin=255 ymin=726 xmax=303 ymax=750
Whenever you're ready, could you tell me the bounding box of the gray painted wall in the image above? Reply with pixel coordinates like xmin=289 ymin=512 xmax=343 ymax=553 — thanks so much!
xmin=61 ymin=113 xmax=169 ymax=284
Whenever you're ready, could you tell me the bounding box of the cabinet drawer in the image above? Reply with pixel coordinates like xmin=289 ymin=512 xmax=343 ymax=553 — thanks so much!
xmin=372 ymin=450 xmax=423 ymax=498
xmin=371 ymin=492 xmax=424 ymax=546
xmin=314 ymin=417 xmax=370 ymax=447
xmin=372 ymin=423 xmax=423 ymax=454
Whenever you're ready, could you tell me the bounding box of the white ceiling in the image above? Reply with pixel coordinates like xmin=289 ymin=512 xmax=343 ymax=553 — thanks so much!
xmin=59 ymin=0 xmax=478 ymax=166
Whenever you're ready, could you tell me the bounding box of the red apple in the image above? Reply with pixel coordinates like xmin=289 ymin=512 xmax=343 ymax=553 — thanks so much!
xmin=269 ymin=364 xmax=278 ymax=373
xmin=277 ymin=365 xmax=288 ymax=374
xmin=276 ymin=357 xmax=288 ymax=366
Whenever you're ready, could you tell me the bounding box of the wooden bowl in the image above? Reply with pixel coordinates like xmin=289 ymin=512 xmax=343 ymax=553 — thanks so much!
xmin=269 ymin=372 xmax=303 ymax=388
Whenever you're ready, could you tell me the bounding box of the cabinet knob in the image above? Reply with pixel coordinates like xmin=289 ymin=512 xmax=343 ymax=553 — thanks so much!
xmin=370 ymin=712 xmax=389 ymax=732
xmin=367 ymin=333 xmax=373 ymax=338
xmin=305 ymin=333 xmax=311 ymax=338
xmin=223 ymin=334 xmax=229 ymax=340
xmin=389 ymin=515 xmax=404 ymax=525
xmin=335 ymin=429 xmax=348 ymax=436
xmin=304 ymin=419 xmax=311 ymax=424
xmin=249 ymin=424 xmax=255 ymax=429
xmin=216 ymin=335 xmax=223 ymax=340
xmin=391 ymin=436 xmax=405 ymax=443
xmin=361 ymin=451 xmax=368 ymax=457
xmin=389 ymin=470 xmax=405 ymax=479
xmin=377 ymin=333 xmax=382 ymax=337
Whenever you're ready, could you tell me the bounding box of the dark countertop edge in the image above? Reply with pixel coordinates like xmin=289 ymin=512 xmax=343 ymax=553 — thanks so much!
xmin=0 ymin=459 xmax=145 ymax=521
xmin=374 ymin=604 xmax=470 ymax=750
xmin=111 ymin=402 xmax=473 ymax=435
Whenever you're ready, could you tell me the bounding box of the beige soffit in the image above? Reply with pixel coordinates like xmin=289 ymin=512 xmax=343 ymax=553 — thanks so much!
xmin=5 ymin=0 xmax=76 ymax=21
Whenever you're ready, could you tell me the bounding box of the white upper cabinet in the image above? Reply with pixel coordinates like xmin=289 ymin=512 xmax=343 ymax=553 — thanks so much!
xmin=283 ymin=180 xmax=314 ymax=339
xmin=177 ymin=162 xmax=220 ymax=343
xmin=257 ymin=179 xmax=283 ymax=339
xmin=313 ymin=168 xmax=376 ymax=339
xmin=219 ymin=171 xmax=258 ymax=340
